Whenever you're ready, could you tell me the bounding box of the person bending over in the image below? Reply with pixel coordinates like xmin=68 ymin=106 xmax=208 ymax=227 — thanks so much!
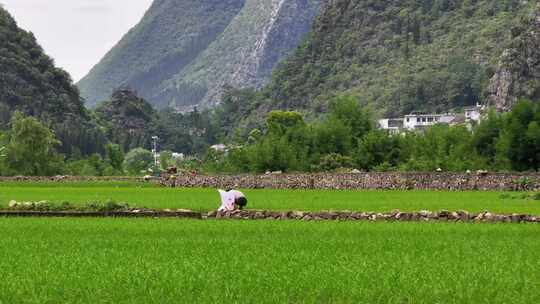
xmin=217 ymin=189 xmax=248 ymax=211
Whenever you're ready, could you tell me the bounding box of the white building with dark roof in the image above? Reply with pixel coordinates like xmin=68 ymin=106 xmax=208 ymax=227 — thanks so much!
xmin=403 ymin=113 xmax=456 ymax=130
xmin=378 ymin=105 xmax=484 ymax=133
xmin=377 ymin=118 xmax=404 ymax=134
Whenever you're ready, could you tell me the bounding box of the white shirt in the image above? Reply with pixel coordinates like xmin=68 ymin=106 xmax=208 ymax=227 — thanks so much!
xmin=217 ymin=189 xmax=245 ymax=211
xmin=218 ymin=189 xmax=235 ymax=211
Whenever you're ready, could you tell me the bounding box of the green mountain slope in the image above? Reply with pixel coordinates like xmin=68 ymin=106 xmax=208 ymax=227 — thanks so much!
xmin=78 ymin=0 xmax=321 ymax=110
xmin=0 ymin=7 xmax=104 ymax=155
xmin=165 ymin=0 xmax=321 ymax=110
xmin=263 ymin=0 xmax=539 ymax=116
xmin=78 ymin=0 xmax=246 ymax=108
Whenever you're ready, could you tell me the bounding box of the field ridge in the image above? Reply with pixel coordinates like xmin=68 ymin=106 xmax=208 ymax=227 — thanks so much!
xmin=1 ymin=208 xmax=539 ymax=223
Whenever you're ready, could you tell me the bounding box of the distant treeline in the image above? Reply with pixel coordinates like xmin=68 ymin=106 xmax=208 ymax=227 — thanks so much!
xmin=204 ymin=96 xmax=540 ymax=174
xmin=2 ymin=94 xmax=540 ymax=176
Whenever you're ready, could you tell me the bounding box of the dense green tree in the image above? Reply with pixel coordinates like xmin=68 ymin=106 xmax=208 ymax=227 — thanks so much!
xmin=105 ymin=144 xmax=125 ymax=173
xmin=65 ymin=159 xmax=93 ymax=176
xmin=0 ymin=132 xmax=6 ymax=175
xmin=81 ymin=154 xmax=107 ymax=176
xmin=95 ymin=89 xmax=159 ymax=153
xmin=159 ymin=150 xmax=174 ymax=170
xmin=313 ymin=118 xmax=352 ymax=156
xmin=317 ymin=153 xmax=354 ymax=171
xmin=124 ymin=148 xmax=154 ymax=175
xmin=156 ymin=106 xmax=220 ymax=155
xmin=246 ymin=136 xmax=302 ymax=173
xmin=328 ymin=95 xmax=373 ymax=140
xmin=219 ymin=110 xmax=313 ymax=173
xmin=4 ymin=112 xmax=64 ymax=176
xmin=267 ymin=111 xmax=306 ymax=136
xmin=441 ymin=125 xmax=480 ymax=171
xmin=472 ymin=109 xmax=503 ymax=164
xmin=356 ymin=130 xmax=405 ymax=171
xmin=65 ymin=151 xmax=123 ymax=177
xmin=503 ymin=100 xmax=536 ymax=171
xmin=525 ymin=121 xmax=540 ymax=170
xmin=400 ymin=124 xmax=481 ymax=171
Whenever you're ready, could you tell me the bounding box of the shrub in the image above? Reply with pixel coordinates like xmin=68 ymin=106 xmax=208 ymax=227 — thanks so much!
xmin=512 ymin=177 xmax=534 ymax=191
xmin=4 ymin=112 xmax=64 ymax=176
xmin=318 ymin=153 xmax=354 ymax=171
xmin=530 ymin=193 xmax=540 ymax=201
xmin=124 ymin=148 xmax=153 ymax=175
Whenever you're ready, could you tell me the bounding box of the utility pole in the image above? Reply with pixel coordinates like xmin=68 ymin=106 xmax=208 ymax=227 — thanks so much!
xmin=151 ymin=136 xmax=159 ymax=169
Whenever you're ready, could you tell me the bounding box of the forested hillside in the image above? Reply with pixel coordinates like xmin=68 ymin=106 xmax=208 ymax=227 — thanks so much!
xmin=0 ymin=7 xmax=105 ymax=156
xmin=95 ymin=88 xmax=220 ymax=156
xmin=78 ymin=0 xmax=246 ymax=108
xmin=2 ymin=0 xmax=540 ymax=176
xmin=261 ymin=0 xmax=539 ymax=117
xmin=78 ymin=0 xmax=321 ymax=110
xmin=168 ymin=0 xmax=321 ymax=109
xmin=94 ymin=89 xmax=159 ymax=153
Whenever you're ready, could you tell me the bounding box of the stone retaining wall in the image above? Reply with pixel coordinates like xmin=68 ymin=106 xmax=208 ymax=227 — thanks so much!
xmin=208 ymin=209 xmax=539 ymax=223
xmin=0 ymin=210 xmax=202 ymax=219
xmin=162 ymin=173 xmax=540 ymax=191
xmin=1 ymin=209 xmax=538 ymax=223
xmin=0 ymin=176 xmax=144 ymax=182
xmin=2 ymin=172 xmax=540 ymax=191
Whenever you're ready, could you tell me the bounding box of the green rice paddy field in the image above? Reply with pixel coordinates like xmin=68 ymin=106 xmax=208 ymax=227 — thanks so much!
xmin=0 ymin=219 xmax=538 ymax=303
xmin=1 ymin=181 xmax=540 ymax=213
xmin=0 ymin=182 xmax=539 ymax=303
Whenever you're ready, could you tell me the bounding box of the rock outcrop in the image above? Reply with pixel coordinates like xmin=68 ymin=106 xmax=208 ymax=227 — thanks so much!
xmin=488 ymin=5 xmax=540 ymax=111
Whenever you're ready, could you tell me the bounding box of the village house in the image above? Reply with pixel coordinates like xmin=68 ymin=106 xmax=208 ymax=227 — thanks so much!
xmin=464 ymin=106 xmax=482 ymax=122
xmin=378 ymin=105 xmax=483 ymax=133
xmin=403 ymin=112 xmax=456 ymax=130
xmin=210 ymin=144 xmax=228 ymax=153
xmin=377 ymin=118 xmax=404 ymax=134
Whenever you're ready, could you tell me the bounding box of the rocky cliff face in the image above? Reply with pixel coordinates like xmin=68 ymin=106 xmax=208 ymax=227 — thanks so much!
xmin=488 ymin=5 xmax=540 ymax=111
xmin=78 ymin=0 xmax=321 ymax=109
xmin=168 ymin=0 xmax=321 ymax=110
